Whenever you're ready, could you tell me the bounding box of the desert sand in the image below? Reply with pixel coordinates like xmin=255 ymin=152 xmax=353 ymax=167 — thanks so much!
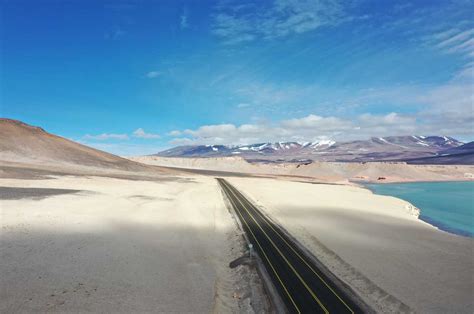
xmin=0 ymin=173 xmax=268 ymax=313
xmin=225 ymin=177 xmax=474 ymax=313
xmin=131 ymin=156 xmax=474 ymax=183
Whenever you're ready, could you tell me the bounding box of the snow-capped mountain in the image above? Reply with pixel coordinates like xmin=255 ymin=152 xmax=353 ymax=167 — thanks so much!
xmin=158 ymin=140 xmax=336 ymax=157
xmin=156 ymin=136 xmax=467 ymax=163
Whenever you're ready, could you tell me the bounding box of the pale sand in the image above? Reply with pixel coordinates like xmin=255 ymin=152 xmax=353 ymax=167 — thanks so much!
xmin=131 ymin=156 xmax=474 ymax=183
xmin=0 ymin=174 xmax=268 ymax=313
xmin=226 ymin=177 xmax=474 ymax=313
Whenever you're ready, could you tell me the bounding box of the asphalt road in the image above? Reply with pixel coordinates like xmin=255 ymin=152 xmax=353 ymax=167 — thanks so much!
xmin=217 ymin=178 xmax=365 ymax=314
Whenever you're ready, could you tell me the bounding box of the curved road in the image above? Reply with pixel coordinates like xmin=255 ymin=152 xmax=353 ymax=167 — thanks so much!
xmin=218 ymin=178 xmax=366 ymax=314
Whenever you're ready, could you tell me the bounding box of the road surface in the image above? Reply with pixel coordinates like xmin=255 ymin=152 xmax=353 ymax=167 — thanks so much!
xmin=217 ymin=178 xmax=366 ymax=314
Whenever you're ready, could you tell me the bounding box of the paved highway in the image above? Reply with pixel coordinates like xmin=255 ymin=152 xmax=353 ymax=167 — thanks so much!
xmin=217 ymin=178 xmax=366 ymax=314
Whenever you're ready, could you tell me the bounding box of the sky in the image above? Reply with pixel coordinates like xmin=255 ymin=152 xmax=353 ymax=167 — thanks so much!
xmin=2 ymin=0 xmax=473 ymax=155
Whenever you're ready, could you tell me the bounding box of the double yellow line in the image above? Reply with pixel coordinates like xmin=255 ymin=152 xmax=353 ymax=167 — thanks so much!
xmin=220 ymin=180 xmax=302 ymax=313
xmin=226 ymin=181 xmax=355 ymax=314
xmin=221 ymin=179 xmax=328 ymax=313
xmin=221 ymin=180 xmax=354 ymax=313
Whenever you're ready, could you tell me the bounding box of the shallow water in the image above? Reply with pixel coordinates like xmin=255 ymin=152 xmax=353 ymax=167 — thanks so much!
xmin=366 ymin=181 xmax=474 ymax=237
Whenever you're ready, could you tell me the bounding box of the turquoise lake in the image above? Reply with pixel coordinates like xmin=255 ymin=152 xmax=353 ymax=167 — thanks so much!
xmin=365 ymin=181 xmax=474 ymax=237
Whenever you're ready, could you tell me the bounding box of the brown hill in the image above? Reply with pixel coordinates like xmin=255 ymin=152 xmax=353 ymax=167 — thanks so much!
xmin=0 ymin=118 xmax=148 ymax=171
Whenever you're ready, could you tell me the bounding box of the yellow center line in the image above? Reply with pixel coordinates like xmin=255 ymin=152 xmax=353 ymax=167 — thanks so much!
xmin=227 ymin=181 xmax=355 ymax=314
xmin=219 ymin=181 xmax=301 ymax=314
xmin=221 ymin=180 xmax=329 ymax=314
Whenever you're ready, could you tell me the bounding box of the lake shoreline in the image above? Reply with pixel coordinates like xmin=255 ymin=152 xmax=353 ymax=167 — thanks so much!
xmin=364 ymin=181 xmax=474 ymax=238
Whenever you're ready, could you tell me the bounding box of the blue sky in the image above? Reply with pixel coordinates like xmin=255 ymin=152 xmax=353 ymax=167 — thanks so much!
xmin=2 ymin=0 xmax=473 ymax=155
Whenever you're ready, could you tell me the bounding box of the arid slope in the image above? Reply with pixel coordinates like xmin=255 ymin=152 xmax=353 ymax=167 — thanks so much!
xmin=0 ymin=119 xmax=149 ymax=172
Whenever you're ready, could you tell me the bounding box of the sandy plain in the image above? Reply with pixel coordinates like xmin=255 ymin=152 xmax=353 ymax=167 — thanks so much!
xmin=0 ymin=172 xmax=268 ymax=313
xmin=131 ymin=156 xmax=474 ymax=183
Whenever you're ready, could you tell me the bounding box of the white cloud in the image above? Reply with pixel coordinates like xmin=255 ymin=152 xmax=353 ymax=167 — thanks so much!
xmin=184 ymin=124 xmax=237 ymax=137
xmin=166 ymin=112 xmax=434 ymax=145
xmin=167 ymin=130 xmax=182 ymax=136
xmin=146 ymin=71 xmax=161 ymax=78
xmin=83 ymin=133 xmax=129 ymax=141
xmin=83 ymin=129 xmax=161 ymax=142
xmin=212 ymin=0 xmax=351 ymax=44
xmin=167 ymin=86 xmax=473 ymax=146
xmin=132 ymin=128 xmax=161 ymax=139
xmin=281 ymin=114 xmax=351 ymax=131
xmin=415 ymin=82 xmax=474 ymax=136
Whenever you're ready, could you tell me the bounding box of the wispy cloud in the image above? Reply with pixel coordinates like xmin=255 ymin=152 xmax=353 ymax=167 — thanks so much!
xmin=237 ymin=102 xmax=250 ymax=108
xmin=453 ymin=61 xmax=474 ymax=80
xmin=212 ymin=0 xmax=351 ymax=44
xmin=428 ymin=28 xmax=474 ymax=86
xmin=180 ymin=9 xmax=189 ymax=29
xmin=430 ymin=28 xmax=474 ymax=57
xmin=132 ymin=128 xmax=161 ymax=139
xmin=104 ymin=26 xmax=126 ymax=40
xmin=84 ymin=133 xmax=129 ymax=141
xmin=146 ymin=71 xmax=161 ymax=78
xmin=83 ymin=128 xmax=161 ymax=141
xmin=437 ymin=29 xmax=474 ymax=49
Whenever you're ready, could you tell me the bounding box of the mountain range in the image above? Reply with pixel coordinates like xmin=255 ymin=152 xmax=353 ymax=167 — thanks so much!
xmin=156 ymin=136 xmax=474 ymax=164
xmin=1 ymin=118 xmax=471 ymax=166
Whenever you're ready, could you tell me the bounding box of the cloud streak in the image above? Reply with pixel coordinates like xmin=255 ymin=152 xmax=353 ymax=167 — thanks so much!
xmin=84 ymin=128 xmax=161 ymax=142
xmin=84 ymin=133 xmax=129 ymax=141
xmin=146 ymin=71 xmax=161 ymax=78
xmin=212 ymin=0 xmax=350 ymax=44
xmin=430 ymin=28 xmax=474 ymax=58
xmin=180 ymin=9 xmax=189 ymax=29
